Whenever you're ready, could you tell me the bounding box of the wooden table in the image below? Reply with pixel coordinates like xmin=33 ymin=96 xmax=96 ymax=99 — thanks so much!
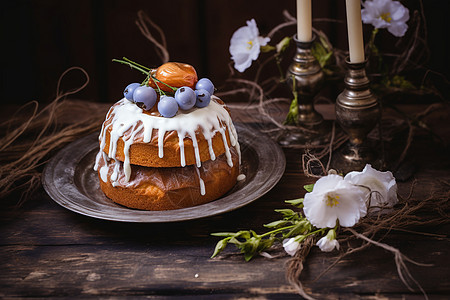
xmin=1 ymin=101 xmax=449 ymax=299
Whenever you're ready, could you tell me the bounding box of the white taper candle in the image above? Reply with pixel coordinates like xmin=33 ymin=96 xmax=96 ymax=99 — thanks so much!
xmin=345 ymin=0 xmax=365 ymax=63
xmin=297 ymin=0 xmax=312 ymax=42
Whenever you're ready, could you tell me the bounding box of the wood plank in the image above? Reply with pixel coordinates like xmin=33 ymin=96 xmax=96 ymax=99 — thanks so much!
xmin=1 ymin=223 xmax=448 ymax=298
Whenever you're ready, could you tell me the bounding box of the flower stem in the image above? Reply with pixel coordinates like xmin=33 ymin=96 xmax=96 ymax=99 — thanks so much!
xmin=122 ymin=57 xmax=151 ymax=71
xmin=275 ymin=54 xmax=285 ymax=83
xmin=368 ymin=28 xmax=378 ymax=54
xmin=112 ymin=57 xmax=177 ymax=93
xmin=112 ymin=58 xmax=150 ymax=76
xmin=284 ymin=75 xmax=299 ymax=125
xmin=258 ymin=224 xmax=297 ymax=238
xmin=305 ymin=227 xmax=326 ymax=237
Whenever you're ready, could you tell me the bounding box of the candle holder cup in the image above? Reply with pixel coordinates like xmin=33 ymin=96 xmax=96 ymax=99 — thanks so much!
xmin=278 ymin=34 xmax=329 ymax=147
xmin=333 ymin=58 xmax=381 ymax=173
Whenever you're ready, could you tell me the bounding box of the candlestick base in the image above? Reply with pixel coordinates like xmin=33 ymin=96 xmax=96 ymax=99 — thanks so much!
xmin=331 ymin=139 xmax=380 ymax=173
xmin=278 ymin=34 xmax=327 ymax=147
xmin=331 ymin=58 xmax=381 ymax=173
xmin=278 ymin=120 xmax=332 ymax=147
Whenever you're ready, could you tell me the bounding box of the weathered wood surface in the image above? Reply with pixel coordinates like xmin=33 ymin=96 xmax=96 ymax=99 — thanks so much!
xmin=1 ymin=103 xmax=449 ymax=299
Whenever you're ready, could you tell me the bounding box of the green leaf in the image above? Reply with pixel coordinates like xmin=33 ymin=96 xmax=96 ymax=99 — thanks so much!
xmin=303 ymin=184 xmax=314 ymax=193
xmin=234 ymin=230 xmax=252 ymax=239
xmin=244 ymin=253 xmax=253 ymax=261
xmin=260 ymin=45 xmax=276 ymax=53
xmin=211 ymin=232 xmax=238 ymax=237
xmin=274 ymin=209 xmax=297 ymax=218
xmin=211 ymin=238 xmax=230 ymax=258
xmin=263 ymin=220 xmax=289 ymax=228
xmin=285 ymin=198 xmax=304 ymax=207
xmin=241 ymin=236 xmax=275 ymax=261
xmin=284 ymin=220 xmax=311 ymax=238
xmin=284 ymin=81 xmax=299 ymax=126
xmin=258 ymin=237 xmax=275 ymax=252
xmin=236 ymin=237 xmax=259 ymax=260
xmin=311 ymin=39 xmax=333 ymax=69
xmin=275 ymin=36 xmax=292 ymax=54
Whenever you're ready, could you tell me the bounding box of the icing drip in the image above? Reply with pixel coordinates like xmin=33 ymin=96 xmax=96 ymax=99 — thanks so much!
xmin=194 ymin=166 xmax=206 ymax=196
xmin=94 ymin=96 xmax=240 ymax=187
xmin=99 ymin=165 xmax=108 ymax=182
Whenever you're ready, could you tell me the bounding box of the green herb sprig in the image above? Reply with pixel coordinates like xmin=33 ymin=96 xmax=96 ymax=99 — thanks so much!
xmin=112 ymin=57 xmax=177 ymax=95
xmin=211 ymin=184 xmax=330 ymax=261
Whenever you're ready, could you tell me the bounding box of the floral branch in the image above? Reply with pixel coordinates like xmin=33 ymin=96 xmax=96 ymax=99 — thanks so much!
xmin=211 ymin=192 xmax=319 ymax=262
xmin=211 ymin=165 xmax=399 ymax=261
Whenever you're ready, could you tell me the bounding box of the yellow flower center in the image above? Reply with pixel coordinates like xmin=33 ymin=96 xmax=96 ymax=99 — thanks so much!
xmin=247 ymin=40 xmax=254 ymax=50
xmin=380 ymin=12 xmax=392 ymax=23
xmin=325 ymin=193 xmax=340 ymax=207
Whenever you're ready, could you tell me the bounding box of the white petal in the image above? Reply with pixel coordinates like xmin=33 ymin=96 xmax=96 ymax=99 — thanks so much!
xmin=248 ymin=43 xmax=261 ymax=61
xmin=258 ymin=36 xmax=270 ymax=47
xmin=304 ymin=192 xmax=338 ymax=228
xmin=390 ymin=3 xmax=409 ymax=22
xmin=283 ymin=238 xmax=300 ymax=256
xmin=230 ymin=26 xmax=252 ymax=43
xmin=372 ymin=18 xmax=390 ymax=29
xmin=377 ymin=0 xmax=392 ymax=12
xmin=303 ymin=174 xmax=366 ymax=228
xmin=361 ymin=9 xmax=375 ymax=24
xmin=316 ymin=236 xmax=339 ymax=252
xmin=246 ymin=19 xmax=259 ymax=38
xmin=334 ymin=187 xmax=367 ymax=227
xmin=313 ymin=174 xmax=344 ymax=192
xmin=388 ymin=22 xmax=408 ymax=37
xmin=344 ymin=164 xmax=398 ymax=209
xmin=363 ymin=1 xmax=381 ymax=16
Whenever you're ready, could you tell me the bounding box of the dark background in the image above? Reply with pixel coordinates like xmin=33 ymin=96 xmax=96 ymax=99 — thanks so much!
xmin=1 ymin=0 xmax=448 ymax=106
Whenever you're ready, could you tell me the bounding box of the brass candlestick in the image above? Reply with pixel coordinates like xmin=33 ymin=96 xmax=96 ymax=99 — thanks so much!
xmin=333 ymin=58 xmax=381 ymax=173
xmin=278 ymin=34 xmax=328 ymax=146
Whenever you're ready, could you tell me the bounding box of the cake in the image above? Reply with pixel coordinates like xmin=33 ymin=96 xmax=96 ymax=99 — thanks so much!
xmin=93 ymin=60 xmax=241 ymax=210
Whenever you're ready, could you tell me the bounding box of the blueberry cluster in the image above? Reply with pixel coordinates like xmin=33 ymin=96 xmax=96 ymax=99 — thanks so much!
xmin=123 ymin=78 xmax=214 ymax=118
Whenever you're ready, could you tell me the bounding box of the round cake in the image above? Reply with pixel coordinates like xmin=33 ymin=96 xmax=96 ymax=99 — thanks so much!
xmin=94 ymin=61 xmax=241 ymax=210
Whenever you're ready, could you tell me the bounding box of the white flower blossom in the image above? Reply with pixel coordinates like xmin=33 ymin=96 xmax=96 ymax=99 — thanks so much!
xmin=344 ymin=164 xmax=398 ymax=210
xmin=316 ymin=230 xmax=340 ymax=252
xmin=229 ymin=19 xmax=270 ymax=72
xmin=361 ymin=0 xmax=410 ymax=37
xmin=303 ymin=174 xmax=367 ymax=228
xmin=283 ymin=238 xmax=301 ymax=256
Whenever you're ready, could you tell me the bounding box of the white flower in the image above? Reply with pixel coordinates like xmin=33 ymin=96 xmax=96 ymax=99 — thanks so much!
xmin=344 ymin=164 xmax=398 ymax=210
xmin=282 ymin=238 xmax=301 ymax=256
xmin=361 ymin=0 xmax=410 ymax=37
xmin=316 ymin=230 xmax=340 ymax=252
xmin=229 ymin=19 xmax=270 ymax=72
xmin=303 ymin=174 xmax=367 ymax=228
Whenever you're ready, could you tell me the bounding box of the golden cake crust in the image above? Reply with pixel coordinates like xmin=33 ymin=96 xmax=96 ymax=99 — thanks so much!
xmin=101 ymin=123 xmax=231 ymax=168
xmin=97 ymin=147 xmax=240 ymax=210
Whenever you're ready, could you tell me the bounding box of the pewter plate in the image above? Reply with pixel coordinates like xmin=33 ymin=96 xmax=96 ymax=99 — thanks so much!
xmin=42 ymin=124 xmax=285 ymax=223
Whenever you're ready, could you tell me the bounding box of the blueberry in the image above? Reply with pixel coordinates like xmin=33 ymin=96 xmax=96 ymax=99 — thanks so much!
xmin=123 ymin=83 xmax=141 ymax=101
xmin=158 ymin=96 xmax=178 ymax=117
xmin=174 ymin=86 xmax=196 ymax=110
xmin=195 ymin=89 xmax=211 ymax=108
xmin=133 ymin=86 xmax=157 ymax=110
xmin=195 ymin=78 xmax=214 ymax=96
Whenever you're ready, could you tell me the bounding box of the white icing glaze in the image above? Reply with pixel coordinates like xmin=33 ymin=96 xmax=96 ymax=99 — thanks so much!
xmin=99 ymin=165 xmax=108 ymax=183
xmin=94 ymin=96 xmax=240 ymax=193
xmin=194 ymin=166 xmax=206 ymax=196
